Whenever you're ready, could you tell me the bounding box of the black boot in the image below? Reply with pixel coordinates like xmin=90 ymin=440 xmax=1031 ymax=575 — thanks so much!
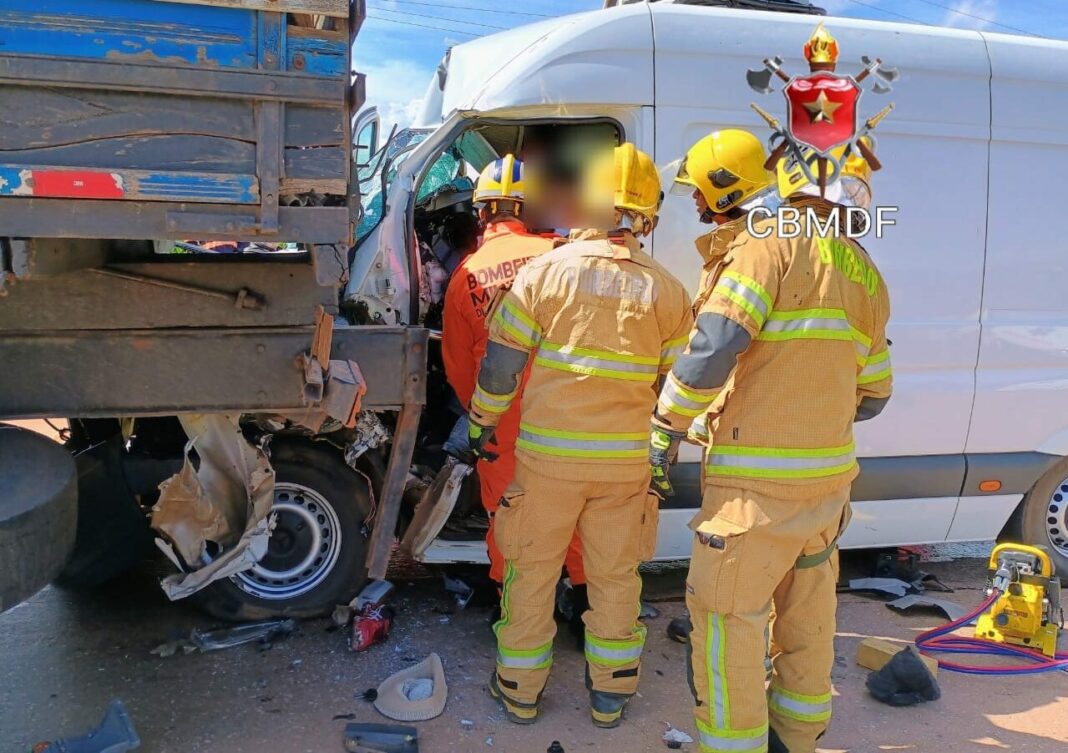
xmin=568 ymin=583 xmax=589 ymax=651
xmin=667 ymin=614 xmax=692 ymax=643
xmin=590 ymin=689 xmax=630 ymax=729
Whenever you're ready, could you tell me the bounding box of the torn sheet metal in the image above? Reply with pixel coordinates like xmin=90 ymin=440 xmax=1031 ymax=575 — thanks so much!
xmin=844 ymin=577 xmax=916 ymax=598
xmin=886 ymin=594 xmax=970 ymax=622
xmin=151 ymin=618 xmax=298 ymax=657
xmin=400 ymin=456 xmax=474 ymax=558
xmin=151 ymin=414 xmax=275 ymax=601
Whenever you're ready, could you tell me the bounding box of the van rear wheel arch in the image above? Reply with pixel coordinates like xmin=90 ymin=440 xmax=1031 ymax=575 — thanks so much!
xmin=1002 ymin=455 xmax=1068 ymax=584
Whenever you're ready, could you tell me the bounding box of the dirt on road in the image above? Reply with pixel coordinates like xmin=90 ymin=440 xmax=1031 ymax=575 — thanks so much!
xmin=0 ymin=552 xmax=1065 ymax=753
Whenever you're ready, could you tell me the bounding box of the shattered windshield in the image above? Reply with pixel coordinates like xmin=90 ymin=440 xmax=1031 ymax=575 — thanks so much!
xmin=356 ymin=129 xmax=433 ymax=243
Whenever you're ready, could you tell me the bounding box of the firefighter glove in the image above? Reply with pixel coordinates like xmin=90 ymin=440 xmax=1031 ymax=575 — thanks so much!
xmin=649 ymin=422 xmax=684 ymax=497
xmin=468 ymin=418 xmax=499 ymax=462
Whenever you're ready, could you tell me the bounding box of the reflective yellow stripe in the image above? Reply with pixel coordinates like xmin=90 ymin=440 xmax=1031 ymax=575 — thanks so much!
xmin=706 ymin=443 xmax=856 ymax=480
xmin=858 ymin=348 xmax=891 ymax=384
xmin=714 ymin=271 xmax=773 ymax=328
xmin=494 ymin=298 xmax=541 ymax=347
xmin=585 ymin=627 xmax=647 ymax=666
xmin=658 ymin=372 xmax=719 ymax=418
xmin=695 ymin=718 xmax=769 ymax=753
xmin=660 ymin=335 xmax=690 ymax=367
xmin=534 ymin=341 xmax=659 ymax=382
xmin=768 ymin=685 xmax=832 ymax=723
xmin=517 ymin=423 xmax=647 ymax=459
xmin=708 ymin=613 xmax=730 ymax=728
xmin=472 ymin=385 xmax=516 ymax=415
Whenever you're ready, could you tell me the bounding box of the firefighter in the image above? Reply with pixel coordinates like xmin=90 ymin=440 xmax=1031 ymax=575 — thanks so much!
xmin=441 ymin=155 xmax=588 ymax=627
xmin=467 ymin=144 xmax=693 ymax=728
xmin=652 ymin=130 xmax=892 ymax=753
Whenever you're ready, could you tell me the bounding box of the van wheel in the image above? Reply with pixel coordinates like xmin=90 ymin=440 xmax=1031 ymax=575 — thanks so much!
xmin=194 ymin=442 xmax=372 ymax=621
xmin=1014 ymin=456 xmax=1068 ymax=584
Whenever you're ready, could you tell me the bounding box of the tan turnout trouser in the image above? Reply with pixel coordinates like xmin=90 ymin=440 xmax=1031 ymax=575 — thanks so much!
xmin=492 ymin=461 xmax=659 ymax=707
xmin=686 ymin=485 xmax=851 ymax=753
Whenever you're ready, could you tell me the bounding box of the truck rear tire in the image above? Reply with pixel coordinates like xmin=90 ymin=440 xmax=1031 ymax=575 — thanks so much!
xmin=0 ymin=424 xmax=78 ymax=613
xmin=1014 ymin=455 xmax=1068 ymax=584
xmin=54 ymin=437 xmax=156 ymax=589
xmin=194 ymin=441 xmax=372 ymax=621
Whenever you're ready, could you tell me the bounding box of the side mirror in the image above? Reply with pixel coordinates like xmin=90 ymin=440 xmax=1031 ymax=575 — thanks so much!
xmin=353 ymin=107 xmax=381 ymax=170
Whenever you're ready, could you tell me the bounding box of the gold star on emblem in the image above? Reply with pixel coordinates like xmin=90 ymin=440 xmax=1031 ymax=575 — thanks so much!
xmin=803 ymin=91 xmax=842 ymax=123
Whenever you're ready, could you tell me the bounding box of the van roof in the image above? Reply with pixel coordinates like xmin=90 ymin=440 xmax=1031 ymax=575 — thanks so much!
xmin=429 ymin=2 xmax=1054 ymax=122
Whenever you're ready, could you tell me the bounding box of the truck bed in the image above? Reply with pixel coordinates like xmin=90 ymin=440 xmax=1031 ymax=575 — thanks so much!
xmin=0 ymin=0 xmax=361 ymax=244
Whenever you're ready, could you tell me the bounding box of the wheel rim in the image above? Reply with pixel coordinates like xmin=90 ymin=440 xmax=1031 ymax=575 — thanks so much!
xmin=1045 ymin=480 xmax=1068 ymax=557
xmin=232 ymin=482 xmax=343 ymax=600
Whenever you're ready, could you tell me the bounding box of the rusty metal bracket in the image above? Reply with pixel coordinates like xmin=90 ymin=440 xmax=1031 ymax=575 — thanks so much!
xmin=90 ymin=267 xmax=266 ymax=310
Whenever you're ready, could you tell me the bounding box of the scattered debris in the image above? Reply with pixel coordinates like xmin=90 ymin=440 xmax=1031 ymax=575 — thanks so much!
xmin=375 ymin=653 xmax=448 ymax=722
xmin=485 ymin=736 xmax=494 ymax=746
xmin=360 ymin=688 xmax=379 ymax=702
xmin=873 ymin=550 xmax=953 ymax=592
xmin=34 ymin=699 xmax=140 ymax=753
xmin=352 ymin=605 xmax=394 ymax=652
xmin=333 ymin=713 xmax=357 ymax=721
xmin=343 ymin=722 xmax=418 ymax=753
xmin=844 ymin=577 xmax=916 ymax=598
xmin=151 ymin=618 xmax=298 ymax=657
xmin=335 ymin=580 xmax=395 ymax=627
xmin=856 ymin=637 xmax=939 ymax=677
xmin=886 ymin=594 xmax=970 ymax=622
xmin=663 ymin=724 xmax=694 ymax=748
xmin=866 ymin=646 xmax=941 ymax=706
xmin=460 ymin=719 xmax=475 ymax=729
xmin=640 ymin=602 xmax=661 ymax=619
xmin=547 ymin=742 xmax=565 ymax=753
xmin=442 ymin=573 xmax=475 ymax=610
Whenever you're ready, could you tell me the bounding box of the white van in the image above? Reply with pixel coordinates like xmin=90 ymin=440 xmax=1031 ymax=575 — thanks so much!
xmin=347 ymin=2 xmax=1068 ymax=577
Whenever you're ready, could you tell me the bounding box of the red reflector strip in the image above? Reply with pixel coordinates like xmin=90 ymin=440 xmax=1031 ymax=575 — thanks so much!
xmin=31 ymin=170 xmax=124 ymax=199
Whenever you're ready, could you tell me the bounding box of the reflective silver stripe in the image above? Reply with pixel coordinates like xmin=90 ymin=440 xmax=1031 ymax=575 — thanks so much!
xmin=859 ymin=350 xmax=891 ymax=381
xmin=762 ymin=316 xmax=851 ymax=335
xmin=708 ymin=451 xmax=854 ymax=471
xmin=715 ymin=275 xmax=770 ymax=322
xmin=535 ymin=346 xmax=659 ymax=378
xmin=497 ymin=644 xmax=553 ymax=669
xmin=472 ymin=386 xmax=514 ymax=414
xmin=692 ymin=717 xmax=768 ymax=747
xmin=660 ymin=337 xmax=688 ymax=364
xmin=710 ymin=613 xmax=727 ymax=728
xmin=585 ymin=642 xmax=644 ymax=665
xmin=659 ymin=376 xmax=715 ymax=416
xmin=516 ymin=422 xmax=640 ymax=452
xmin=769 ymin=689 xmax=832 ymax=720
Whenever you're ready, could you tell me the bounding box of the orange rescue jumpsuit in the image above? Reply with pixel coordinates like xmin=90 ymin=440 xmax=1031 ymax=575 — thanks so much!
xmin=442 ymin=218 xmax=586 ymax=585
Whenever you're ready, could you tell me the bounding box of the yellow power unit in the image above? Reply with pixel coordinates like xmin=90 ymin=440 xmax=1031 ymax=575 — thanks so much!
xmin=975 ymin=543 xmax=1062 ymax=657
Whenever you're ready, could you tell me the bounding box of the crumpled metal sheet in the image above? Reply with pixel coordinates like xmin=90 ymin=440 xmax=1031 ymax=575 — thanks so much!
xmin=150 ymin=414 xmax=275 ymax=601
xmin=885 ymin=594 xmax=970 ymax=622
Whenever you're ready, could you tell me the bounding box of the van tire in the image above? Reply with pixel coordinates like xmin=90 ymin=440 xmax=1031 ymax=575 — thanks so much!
xmin=1014 ymin=456 xmax=1068 ymax=584
xmin=194 ymin=441 xmax=372 ymax=621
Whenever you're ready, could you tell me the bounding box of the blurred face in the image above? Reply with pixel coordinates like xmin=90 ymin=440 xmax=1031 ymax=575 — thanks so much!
xmin=693 ymin=187 xmax=709 ymax=217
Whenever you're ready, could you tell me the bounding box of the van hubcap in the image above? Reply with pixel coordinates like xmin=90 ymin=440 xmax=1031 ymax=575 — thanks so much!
xmin=232 ymin=482 xmax=342 ymax=600
xmin=1045 ymin=481 xmax=1068 ymax=557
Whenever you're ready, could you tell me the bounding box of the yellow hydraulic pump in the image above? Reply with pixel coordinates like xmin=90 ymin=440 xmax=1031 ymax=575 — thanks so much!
xmin=975 ymin=544 xmax=1062 ymax=657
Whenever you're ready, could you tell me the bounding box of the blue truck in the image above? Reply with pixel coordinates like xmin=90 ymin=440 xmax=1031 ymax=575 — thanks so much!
xmin=0 ymin=0 xmax=429 ymax=620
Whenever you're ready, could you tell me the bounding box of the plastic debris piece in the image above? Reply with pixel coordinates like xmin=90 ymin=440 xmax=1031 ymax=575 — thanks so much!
xmin=846 ymin=577 xmax=915 ymax=598
xmin=151 ymin=618 xmax=297 ymax=657
xmin=360 ymin=689 xmax=379 ymax=702
xmin=663 ymin=725 xmax=694 ymax=746
xmin=865 ymin=646 xmax=941 ymax=706
xmin=640 ymin=602 xmax=661 ymax=619
xmin=333 ymin=713 xmax=357 ymax=721
xmin=886 ymin=594 xmax=969 ymax=622
xmin=460 ymin=719 xmax=475 ymax=729
xmin=343 ymin=722 xmax=418 ymax=753
xmin=36 ymin=699 xmax=140 ymax=753
xmin=442 ymin=573 xmax=475 ymax=609
xmin=352 ymin=604 xmax=394 ymax=652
